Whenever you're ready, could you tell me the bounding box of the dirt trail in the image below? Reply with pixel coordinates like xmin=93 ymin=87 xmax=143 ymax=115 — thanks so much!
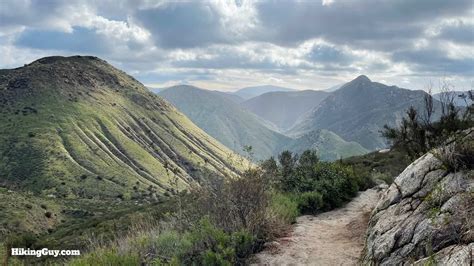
xmin=252 ymin=188 xmax=381 ymax=266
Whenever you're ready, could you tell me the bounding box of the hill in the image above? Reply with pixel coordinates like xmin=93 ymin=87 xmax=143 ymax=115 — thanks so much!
xmin=158 ymin=85 xmax=368 ymax=161
xmin=0 ymin=56 xmax=246 ymax=200
xmin=284 ymin=129 xmax=368 ymax=161
xmin=289 ymin=75 xmax=437 ymax=150
xmin=242 ymin=90 xmax=329 ymax=132
xmin=212 ymin=90 xmax=245 ymax=103
xmin=158 ymin=85 xmax=290 ymax=160
xmin=232 ymin=85 xmax=295 ymax=100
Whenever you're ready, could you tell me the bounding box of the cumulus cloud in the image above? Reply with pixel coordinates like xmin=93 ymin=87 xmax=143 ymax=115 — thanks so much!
xmin=0 ymin=0 xmax=473 ymax=91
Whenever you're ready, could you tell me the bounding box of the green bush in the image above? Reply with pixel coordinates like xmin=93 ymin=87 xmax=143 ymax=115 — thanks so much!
xmin=295 ymin=191 xmax=323 ymax=214
xmin=268 ymin=192 xmax=299 ymax=224
xmin=152 ymin=230 xmax=192 ymax=262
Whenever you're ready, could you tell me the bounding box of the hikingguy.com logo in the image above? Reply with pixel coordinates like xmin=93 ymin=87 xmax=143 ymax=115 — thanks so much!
xmin=11 ymin=248 xmax=80 ymax=258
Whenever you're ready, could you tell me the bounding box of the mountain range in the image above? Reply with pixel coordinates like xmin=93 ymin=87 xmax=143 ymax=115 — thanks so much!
xmin=232 ymin=85 xmax=295 ymax=100
xmin=0 ymin=56 xmax=246 ymax=200
xmin=241 ymin=90 xmax=329 ymax=132
xmin=160 ymin=75 xmax=443 ymax=155
xmin=158 ymin=85 xmax=290 ymax=160
xmin=158 ymin=85 xmax=367 ymax=160
xmin=288 ymin=75 xmax=438 ymax=150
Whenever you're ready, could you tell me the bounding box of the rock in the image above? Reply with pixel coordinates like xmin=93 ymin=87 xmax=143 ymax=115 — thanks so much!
xmin=362 ymin=133 xmax=473 ymax=265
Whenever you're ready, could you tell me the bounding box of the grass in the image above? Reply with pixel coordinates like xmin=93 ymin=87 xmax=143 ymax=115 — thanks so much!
xmin=0 ymin=57 xmax=247 ymax=200
xmin=342 ymin=148 xmax=412 ymax=184
xmin=0 ymin=56 xmax=249 ymax=264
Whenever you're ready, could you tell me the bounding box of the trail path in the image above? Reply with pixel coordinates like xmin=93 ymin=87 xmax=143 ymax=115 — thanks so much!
xmin=252 ymin=188 xmax=381 ymax=266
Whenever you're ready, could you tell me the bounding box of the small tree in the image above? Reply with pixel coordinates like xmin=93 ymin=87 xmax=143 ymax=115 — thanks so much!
xmin=278 ymin=151 xmax=298 ymax=191
xmin=382 ymin=82 xmax=473 ymax=159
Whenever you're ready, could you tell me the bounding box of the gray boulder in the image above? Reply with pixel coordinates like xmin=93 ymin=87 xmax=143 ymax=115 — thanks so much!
xmin=362 ymin=133 xmax=473 ymax=265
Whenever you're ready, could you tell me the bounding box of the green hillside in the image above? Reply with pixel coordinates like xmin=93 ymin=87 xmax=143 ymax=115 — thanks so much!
xmin=289 ymin=75 xmax=439 ymax=150
xmin=0 ymin=56 xmax=246 ymax=200
xmin=159 ymin=85 xmax=290 ymax=160
xmin=158 ymin=85 xmax=367 ymax=161
xmin=285 ymin=129 xmax=368 ymax=161
xmin=242 ymin=90 xmax=329 ymax=132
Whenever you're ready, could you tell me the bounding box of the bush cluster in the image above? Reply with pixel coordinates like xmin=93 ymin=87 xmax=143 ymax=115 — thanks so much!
xmin=260 ymin=150 xmax=371 ymax=214
xmin=70 ymin=149 xmax=372 ymax=265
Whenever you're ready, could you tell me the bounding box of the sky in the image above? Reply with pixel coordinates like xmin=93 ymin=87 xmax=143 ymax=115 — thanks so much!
xmin=0 ymin=0 xmax=473 ymax=92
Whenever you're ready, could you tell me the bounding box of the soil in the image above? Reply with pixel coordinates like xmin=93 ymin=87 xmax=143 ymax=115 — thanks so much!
xmin=252 ymin=188 xmax=381 ymax=266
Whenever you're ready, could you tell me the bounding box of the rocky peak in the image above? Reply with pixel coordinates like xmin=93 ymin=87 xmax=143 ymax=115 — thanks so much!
xmin=353 ymin=75 xmax=371 ymax=83
xmin=362 ymin=130 xmax=473 ymax=265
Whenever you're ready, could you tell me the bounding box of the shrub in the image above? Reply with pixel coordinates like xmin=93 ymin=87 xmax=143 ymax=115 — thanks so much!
xmin=268 ymin=192 xmax=299 ymax=224
xmin=371 ymin=171 xmax=393 ymax=185
xmin=435 ymin=136 xmax=474 ymax=172
xmin=151 ymin=230 xmax=192 ymax=263
xmin=295 ymin=191 xmax=323 ymax=214
xmin=382 ymin=86 xmax=473 ymax=159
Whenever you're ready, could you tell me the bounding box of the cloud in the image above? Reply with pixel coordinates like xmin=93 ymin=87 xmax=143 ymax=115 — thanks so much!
xmin=0 ymin=0 xmax=473 ymax=91
xmin=134 ymin=0 xmax=257 ymax=48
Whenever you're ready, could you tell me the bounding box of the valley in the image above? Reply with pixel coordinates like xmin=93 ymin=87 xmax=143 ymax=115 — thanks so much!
xmin=1 ymin=56 xmax=472 ymax=266
xmin=2 ymin=1 xmax=473 ymax=265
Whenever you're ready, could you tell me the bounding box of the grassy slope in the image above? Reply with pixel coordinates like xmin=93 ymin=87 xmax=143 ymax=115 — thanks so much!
xmin=0 ymin=56 xmax=250 ymax=245
xmin=342 ymin=149 xmax=412 ymax=181
xmin=285 ymin=129 xmax=368 ymax=161
xmin=159 ymin=85 xmax=291 ymax=161
xmin=0 ymin=56 xmax=245 ymax=199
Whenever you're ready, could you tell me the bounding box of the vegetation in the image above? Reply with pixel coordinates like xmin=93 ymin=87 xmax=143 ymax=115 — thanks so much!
xmin=261 ymin=150 xmax=374 ymax=213
xmin=65 ymin=148 xmax=373 ymax=265
xmin=342 ymin=149 xmax=412 ymax=184
xmin=158 ymin=85 xmax=290 ymax=161
xmin=158 ymin=85 xmax=368 ymax=161
xmin=382 ymin=86 xmax=473 ymax=160
xmin=0 ymin=56 xmax=246 ymax=203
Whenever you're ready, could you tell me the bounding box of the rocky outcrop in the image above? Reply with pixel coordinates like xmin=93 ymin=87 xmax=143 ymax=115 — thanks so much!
xmin=362 ymin=134 xmax=473 ymax=265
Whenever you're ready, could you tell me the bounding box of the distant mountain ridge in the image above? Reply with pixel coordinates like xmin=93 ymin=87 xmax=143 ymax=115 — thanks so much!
xmin=159 ymin=85 xmax=367 ymax=160
xmin=232 ymin=85 xmax=295 ymax=100
xmin=159 ymin=85 xmax=290 ymax=160
xmin=241 ymin=90 xmax=329 ymax=132
xmin=289 ymin=75 xmax=439 ymax=150
xmin=284 ymin=129 xmax=368 ymax=161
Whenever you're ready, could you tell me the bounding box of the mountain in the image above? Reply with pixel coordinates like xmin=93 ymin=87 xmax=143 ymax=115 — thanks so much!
xmin=324 ymin=83 xmax=343 ymax=92
xmin=283 ymin=129 xmax=368 ymax=161
xmin=233 ymin=85 xmax=295 ymax=100
xmin=241 ymin=90 xmax=329 ymax=132
xmin=289 ymin=75 xmax=434 ymax=150
xmin=0 ymin=56 xmax=246 ymax=199
xmin=212 ymin=90 xmax=245 ymax=104
xmin=158 ymin=85 xmax=290 ymax=160
xmin=158 ymin=85 xmax=367 ymax=161
xmin=433 ymin=90 xmax=473 ymax=107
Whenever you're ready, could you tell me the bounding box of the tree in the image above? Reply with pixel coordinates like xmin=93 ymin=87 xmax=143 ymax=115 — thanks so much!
xmin=382 ymin=83 xmax=473 ymax=159
xmin=278 ymin=151 xmax=298 ymax=191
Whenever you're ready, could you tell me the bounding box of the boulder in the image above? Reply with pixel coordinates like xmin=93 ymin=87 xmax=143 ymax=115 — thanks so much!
xmin=362 ymin=132 xmax=473 ymax=265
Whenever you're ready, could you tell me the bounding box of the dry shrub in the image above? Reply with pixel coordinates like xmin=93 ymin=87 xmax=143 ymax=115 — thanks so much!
xmin=435 ymin=135 xmax=474 ymax=172
xmin=182 ymin=169 xmax=269 ymax=237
